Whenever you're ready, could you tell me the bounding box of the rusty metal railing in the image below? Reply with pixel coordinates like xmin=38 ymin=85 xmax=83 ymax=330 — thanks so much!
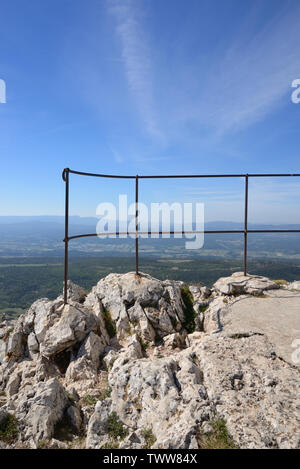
xmin=62 ymin=168 xmax=300 ymax=304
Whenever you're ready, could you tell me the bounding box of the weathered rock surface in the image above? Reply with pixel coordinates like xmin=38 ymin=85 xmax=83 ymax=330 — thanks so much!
xmin=64 ymin=280 xmax=87 ymax=304
xmin=202 ymin=296 xmax=230 ymax=333
xmin=213 ymin=272 xmax=279 ymax=296
xmin=0 ymin=320 xmax=16 ymax=364
xmin=93 ymin=353 xmax=211 ymax=449
xmin=285 ymin=280 xmax=300 ymax=291
xmin=40 ymin=304 xmax=100 ymax=358
xmin=189 ymin=285 xmax=211 ymax=302
xmin=220 ymin=288 xmax=300 ymax=365
xmin=193 ymin=333 xmax=300 ymax=449
xmin=86 ymin=331 xmax=300 ymax=449
xmin=12 ymin=378 xmax=69 ymax=446
xmin=0 ymin=272 xmax=299 ymax=449
xmin=86 ymin=272 xmax=187 ymax=342
xmin=65 ymin=331 xmax=106 ymax=387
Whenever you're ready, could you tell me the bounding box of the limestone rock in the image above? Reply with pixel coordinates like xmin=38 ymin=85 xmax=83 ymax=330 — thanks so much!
xmin=202 ymin=296 xmax=230 ymax=333
xmin=1 ymin=271 xmax=299 ymax=449
xmin=3 ymin=358 xmax=59 ymax=399
xmin=0 ymin=340 xmax=7 ymax=364
xmin=6 ymin=368 xmax=22 ymax=397
xmin=118 ymin=428 xmax=152 ymax=449
xmin=189 ymin=285 xmax=211 ymax=302
xmin=86 ymin=400 xmax=115 ymax=449
xmin=3 ymin=298 xmax=63 ymax=362
xmin=65 ymin=331 xmax=106 ymax=383
xmin=66 ymin=405 xmax=82 ymax=433
xmin=87 ymin=272 xmax=187 ymax=342
xmin=104 ymin=335 xmax=143 ymax=373
xmin=27 ymin=332 xmax=39 ymax=358
xmin=47 ymin=438 xmax=69 ymax=449
xmin=89 ymin=333 xmax=300 ymax=449
xmin=34 ymin=356 xmax=61 ymax=382
xmin=65 ymin=386 xmax=80 ymax=403
xmin=40 ymin=304 xmax=99 ymax=358
xmin=6 ymin=316 xmax=26 ymax=361
xmin=6 ymin=377 xmax=69 ymax=444
xmin=84 ymin=291 xmax=110 ymax=345
xmin=163 ymin=331 xmax=187 ymax=349
xmin=103 ymin=349 xmax=118 ymax=371
xmin=192 ymin=333 xmax=300 ymax=449
xmin=286 ymin=281 xmax=300 ymax=291
xmin=0 ymin=320 xmax=16 ymax=364
xmin=102 ymin=353 xmax=212 ymax=449
xmin=64 ymin=280 xmax=87 ymax=304
xmin=31 ymin=298 xmax=63 ymax=345
xmin=213 ymin=272 xmax=279 ymax=296
xmin=86 ymin=326 xmax=300 ymax=449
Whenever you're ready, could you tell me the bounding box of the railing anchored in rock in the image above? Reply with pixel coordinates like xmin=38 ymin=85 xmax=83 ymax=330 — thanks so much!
xmin=62 ymin=168 xmax=300 ymax=304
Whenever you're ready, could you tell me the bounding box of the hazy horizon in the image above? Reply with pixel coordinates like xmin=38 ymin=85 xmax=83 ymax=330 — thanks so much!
xmin=1 ymin=215 xmax=300 ymax=227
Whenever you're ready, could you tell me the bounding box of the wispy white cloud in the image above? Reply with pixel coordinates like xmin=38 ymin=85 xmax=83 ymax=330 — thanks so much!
xmin=110 ymin=147 xmax=124 ymax=163
xmin=107 ymin=0 xmax=163 ymax=141
xmin=177 ymin=3 xmax=300 ymax=135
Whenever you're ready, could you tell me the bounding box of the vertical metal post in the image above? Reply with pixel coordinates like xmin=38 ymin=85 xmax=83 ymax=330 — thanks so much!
xmin=63 ymin=168 xmax=70 ymax=304
xmin=244 ymin=174 xmax=248 ymax=276
xmin=135 ymin=175 xmax=139 ymax=275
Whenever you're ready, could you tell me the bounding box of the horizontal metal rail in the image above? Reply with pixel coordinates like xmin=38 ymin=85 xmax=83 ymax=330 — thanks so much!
xmin=62 ymin=167 xmax=300 ymax=304
xmin=66 ymin=229 xmax=300 ymax=242
xmin=63 ymin=169 xmax=300 ymax=180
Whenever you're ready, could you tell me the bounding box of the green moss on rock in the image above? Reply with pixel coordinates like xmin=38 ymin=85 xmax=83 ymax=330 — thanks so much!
xmin=102 ymin=308 xmax=116 ymax=338
xmin=180 ymin=285 xmax=196 ymax=333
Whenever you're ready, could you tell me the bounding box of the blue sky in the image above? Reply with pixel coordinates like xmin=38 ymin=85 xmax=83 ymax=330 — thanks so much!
xmin=0 ymin=0 xmax=300 ymax=223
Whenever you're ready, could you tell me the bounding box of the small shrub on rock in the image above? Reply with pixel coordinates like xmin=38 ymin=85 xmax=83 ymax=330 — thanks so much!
xmin=81 ymin=394 xmax=98 ymax=407
xmin=105 ymin=412 xmax=128 ymax=440
xmin=0 ymin=414 xmax=18 ymax=444
xmin=100 ymin=385 xmax=112 ymax=401
xmin=197 ymin=419 xmax=238 ymax=449
xmin=100 ymin=440 xmax=119 ymax=449
xmin=142 ymin=428 xmax=156 ymax=449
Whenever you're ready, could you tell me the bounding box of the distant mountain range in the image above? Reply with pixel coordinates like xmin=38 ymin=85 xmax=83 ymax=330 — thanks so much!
xmin=0 ymin=216 xmax=98 ymax=226
xmin=1 ymin=215 xmax=300 ymax=230
xmin=0 ymin=216 xmax=300 ymax=259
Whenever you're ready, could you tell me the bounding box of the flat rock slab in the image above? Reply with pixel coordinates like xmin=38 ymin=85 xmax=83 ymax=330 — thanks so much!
xmin=213 ymin=272 xmax=279 ymax=295
xmin=223 ymin=289 xmax=300 ymax=366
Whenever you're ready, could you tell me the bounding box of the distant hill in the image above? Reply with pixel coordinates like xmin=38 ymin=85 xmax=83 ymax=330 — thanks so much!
xmin=0 ymin=216 xmax=299 ymax=259
xmin=0 ymin=215 xmax=97 ymax=225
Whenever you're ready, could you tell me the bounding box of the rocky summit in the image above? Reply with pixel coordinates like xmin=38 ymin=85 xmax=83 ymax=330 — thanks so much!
xmin=0 ymin=271 xmax=299 ymax=449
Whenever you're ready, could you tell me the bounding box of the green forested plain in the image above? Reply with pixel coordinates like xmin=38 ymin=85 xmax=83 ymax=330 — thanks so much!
xmin=1 ymin=256 xmax=299 ymax=319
